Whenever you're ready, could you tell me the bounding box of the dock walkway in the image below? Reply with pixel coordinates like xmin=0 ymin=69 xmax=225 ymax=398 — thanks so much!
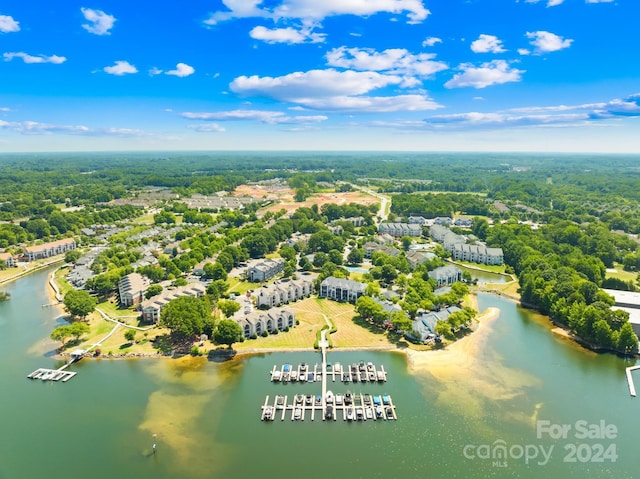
xmin=261 ymin=327 xmax=397 ymax=423
xmin=626 ymin=365 xmax=640 ymax=397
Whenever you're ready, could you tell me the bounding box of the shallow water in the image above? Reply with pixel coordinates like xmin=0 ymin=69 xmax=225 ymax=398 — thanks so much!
xmin=0 ymin=269 xmax=637 ymax=478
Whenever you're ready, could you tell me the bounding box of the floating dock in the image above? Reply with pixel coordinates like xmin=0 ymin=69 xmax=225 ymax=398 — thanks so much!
xmin=626 ymin=365 xmax=640 ymax=397
xmin=27 ymin=351 xmax=83 ymax=383
xmin=263 ymin=330 xmax=396 ymax=423
xmin=260 ymin=392 xmax=397 ymax=422
xmin=27 ymin=368 xmax=77 ymax=382
xmin=270 ymin=362 xmax=387 ymax=384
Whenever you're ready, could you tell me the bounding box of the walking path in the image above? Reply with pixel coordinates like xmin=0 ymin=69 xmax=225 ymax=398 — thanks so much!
xmin=95 ymin=307 xmax=154 ymax=332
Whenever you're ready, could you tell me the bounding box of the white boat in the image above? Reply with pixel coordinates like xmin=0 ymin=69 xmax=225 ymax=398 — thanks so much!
xmin=326 ymin=390 xmax=334 ymax=404
xmin=299 ymin=372 xmax=306 ymax=382
xmin=272 ymin=371 xmax=281 ymax=381
xmin=335 ymin=394 xmax=343 ymax=405
xmin=346 ymin=409 xmax=354 ymax=421
xmin=264 ymin=406 xmax=274 ymax=420
xmin=365 ymin=408 xmax=373 ymax=420
xmin=294 ymin=408 xmax=302 ymax=420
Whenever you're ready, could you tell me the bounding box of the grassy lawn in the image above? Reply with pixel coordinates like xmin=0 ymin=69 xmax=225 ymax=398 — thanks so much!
xmin=54 ymin=267 xmax=74 ymax=296
xmin=231 ymin=296 xmax=394 ymax=350
xmin=69 ymin=308 xmax=169 ymax=356
xmin=227 ymin=277 xmax=255 ymax=295
xmin=0 ymin=256 xmax=65 ymax=284
xmin=606 ymin=263 xmax=637 ymax=283
xmin=131 ymin=212 xmax=156 ymax=224
xmin=451 ymin=260 xmax=507 ymax=274
xmin=232 ymin=306 xmax=325 ymax=350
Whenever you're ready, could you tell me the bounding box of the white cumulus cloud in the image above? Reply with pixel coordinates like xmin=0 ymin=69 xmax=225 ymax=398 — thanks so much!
xmin=229 ymin=69 xmax=441 ymax=112
xmin=470 ymin=34 xmax=506 ymax=53
xmin=206 ymin=0 xmax=430 ymax=25
xmin=0 ymin=14 xmax=20 ymax=33
xmin=104 ymin=60 xmax=137 ymax=75
xmin=165 ymin=63 xmax=195 ymax=77
xmin=326 ymin=47 xmax=447 ymax=77
xmin=445 ymin=60 xmax=524 ymax=89
xmin=4 ymin=52 xmax=66 ymax=64
xmin=526 ymin=31 xmax=573 ymax=53
xmin=249 ymin=25 xmax=325 ymax=44
xmin=422 ymin=36 xmax=442 ymax=47
xmin=81 ymin=8 xmax=116 ymax=35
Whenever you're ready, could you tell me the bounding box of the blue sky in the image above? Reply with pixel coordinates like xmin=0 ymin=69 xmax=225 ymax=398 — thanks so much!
xmin=0 ymin=0 xmax=638 ymax=153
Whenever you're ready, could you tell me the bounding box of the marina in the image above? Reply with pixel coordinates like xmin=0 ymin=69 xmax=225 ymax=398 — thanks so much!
xmin=262 ymin=330 xmax=396 ymax=423
xmin=260 ymin=392 xmax=397 ymax=422
xmin=270 ymin=361 xmax=387 ymax=384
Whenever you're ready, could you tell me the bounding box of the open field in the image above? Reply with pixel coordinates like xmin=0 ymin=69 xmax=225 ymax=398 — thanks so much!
xmin=234 ymin=183 xmax=379 ymax=216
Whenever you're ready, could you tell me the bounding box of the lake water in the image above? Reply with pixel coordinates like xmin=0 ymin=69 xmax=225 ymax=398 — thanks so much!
xmin=1 ymin=268 xmax=638 ymax=478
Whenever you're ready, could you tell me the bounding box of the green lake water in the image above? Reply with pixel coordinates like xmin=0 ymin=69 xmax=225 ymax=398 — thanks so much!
xmin=1 ymin=268 xmax=638 ymax=479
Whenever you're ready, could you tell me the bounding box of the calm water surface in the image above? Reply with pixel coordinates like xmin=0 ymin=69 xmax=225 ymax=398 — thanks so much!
xmin=0 ymin=268 xmax=638 ymax=479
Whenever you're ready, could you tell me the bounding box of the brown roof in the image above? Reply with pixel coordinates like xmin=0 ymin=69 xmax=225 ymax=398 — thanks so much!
xmin=25 ymin=237 xmax=75 ymax=253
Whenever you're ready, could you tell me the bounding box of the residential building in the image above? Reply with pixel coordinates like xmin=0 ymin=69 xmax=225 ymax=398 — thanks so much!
xmin=256 ymin=278 xmax=313 ymax=308
xmin=319 ymin=276 xmax=366 ymax=303
xmin=328 ymin=225 xmax=343 ymax=235
xmin=344 ymin=216 xmax=365 ymax=227
xmin=405 ymin=250 xmax=436 ymax=269
xmin=428 ymin=265 xmax=463 ymax=288
xmin=433 ymin=217 xmax=452 ymax=226
xmin=24 ymin=238 xmax=76 ymax=261
xmin=363 ymin=241 xmax=401 ymax=259
xmin=429 ymin=224 xmax=450 ymax=242
xmin=451 ymin=244 xmax=504 ymax=266
xmin=247 ymin=258 xmax=285 ymax=282
xmin=408 ymin=216 xmax=426 ymax=224
xmin=377 ymin=222 xmax=422 ymax=237
xmin=118 ymin=273 xmax=151 ymax=307
xmin=411 ymin=306 xmax=462 ymax=342
xmin=0 ymin=252 xmax=15 ymax=268
xmin=454 ymin=218 xmax=473 ymax=228
xmin=234 ymin=301 xmax=297 ymax=338
xmin=141 ymin=283 xmax=206 ymax=323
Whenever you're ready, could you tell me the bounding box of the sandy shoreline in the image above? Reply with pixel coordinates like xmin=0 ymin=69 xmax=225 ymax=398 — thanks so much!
xmin=404 ymin=307 xmax=500 ymax=373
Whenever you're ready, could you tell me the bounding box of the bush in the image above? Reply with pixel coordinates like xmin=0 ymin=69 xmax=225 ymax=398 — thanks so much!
xmin=296 ymin=319 xmax=300 ymax=325
xmin=272 ymin=329 xmax=279 ymax=335
xmin=261 ymin=330 xmax=268 ymax=337
xmin=250 ymin=333 xmax=258 ymax=340
xmin=284 ymin=326 xmax=289 ymax=332
xmin=190 ymin=345 xmax=201 ymax=356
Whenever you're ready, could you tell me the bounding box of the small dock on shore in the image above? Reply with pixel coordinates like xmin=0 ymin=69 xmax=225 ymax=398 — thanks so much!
xmin=27 ymin=368 xmax=77 ymax=382
xmin=27 ymin=350 xmax=84 ymax=383
xmin=626 ymin=365 xmax=640 ymax=397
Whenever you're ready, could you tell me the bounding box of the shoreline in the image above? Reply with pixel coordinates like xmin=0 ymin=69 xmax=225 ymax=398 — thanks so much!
xmin=0 ymin=257 xmax=66 ymax=287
